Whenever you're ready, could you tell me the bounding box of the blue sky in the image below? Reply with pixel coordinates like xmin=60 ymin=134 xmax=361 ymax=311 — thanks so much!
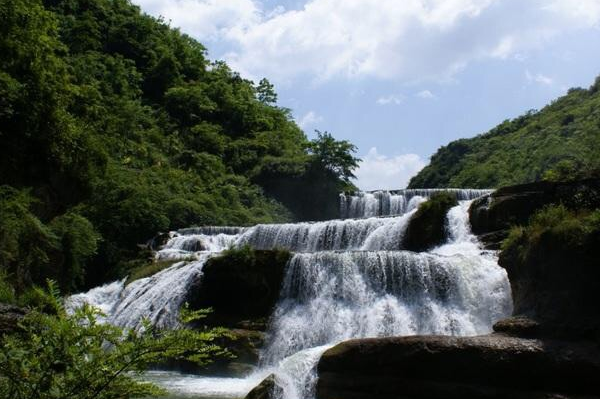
xmin=134 ymin=0 xmax=600 ymax=190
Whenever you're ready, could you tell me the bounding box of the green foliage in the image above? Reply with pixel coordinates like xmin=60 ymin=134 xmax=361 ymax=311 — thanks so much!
xmin=0 ymin=271 xmax=16 ymax=304
xmin=0 ymin=186 xmax=60 ymax=292
xmin=0 ymin=0 xmax=357 ymax=292
xmin=409 ymin=81 xmax=600 ymax=188
xmin=0 ymin=186 xmax=100 ymax=292
xmin=256 ymin=78 xmax=277 ymax=104
xmin=0 ymin=297 xmax=226 ymax=399
xmin=308 ymin=130 xmax=361 ymax=184
xmin=542 ymin=159 xmax=579 ymax=182
xmin=502 ymin=204 xmax=600 ymax=259
xmin=125 ymin=259 xmax=184 ymax=284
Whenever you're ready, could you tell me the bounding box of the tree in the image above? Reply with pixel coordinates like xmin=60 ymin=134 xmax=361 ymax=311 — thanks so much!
xmin=308 ymin=130 xmax=361 ymax=183
xmin=0 ymin=282 xmax=227 ymax=399
xmin=256 ymin=78 xmax=277 ymax=104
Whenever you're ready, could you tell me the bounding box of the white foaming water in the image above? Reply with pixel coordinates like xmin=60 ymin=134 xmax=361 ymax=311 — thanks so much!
xmin=68 ymin=191 xmax=510 ymax=399
xmin=261 ymin=249 xmax=511 ymax=365
xmin=340 ymin=188 xmax=492 ymax=218
xmin=236 ymin=203 xmax=423 ymax=253
xmin=66 ymin=232 xmax=236 ymax=331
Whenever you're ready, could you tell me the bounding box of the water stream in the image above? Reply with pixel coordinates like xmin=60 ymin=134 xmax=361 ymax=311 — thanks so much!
xmin=67 ymin=189 xmax=511 ymax=399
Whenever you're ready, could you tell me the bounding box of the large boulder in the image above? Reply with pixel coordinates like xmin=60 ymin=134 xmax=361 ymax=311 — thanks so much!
xmin=316 ymin=335 xmax=600 ymax=399
xmin=244 ymin=374 xmax=283 ymax=399
xmin=187 ymin=248 xmax=291 ymax=330
xmin=402 ymin=192 xmax=458 ymax=251
xmin=498 ymin=216 xmax=600 ymax=341
xmin=469 ymin=178 xmax=600 ymax=236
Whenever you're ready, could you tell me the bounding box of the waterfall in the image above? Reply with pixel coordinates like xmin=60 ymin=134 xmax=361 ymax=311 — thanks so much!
xmin=67 ymin=190 xmax=511 ymax=399
xmin=66 ymin=230 xmax=237 ymax=331
xmin=340 ymin=188 xmax=492 ymax=218
xmin=235 ymin=205 xmax=420 ymax=252
xmin=261 ymin=249 xmax=510 ymax=365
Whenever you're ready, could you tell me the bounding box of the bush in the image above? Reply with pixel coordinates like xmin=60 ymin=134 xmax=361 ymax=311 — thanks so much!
xmin=0 ymin=282 xmax=227 ymax=399
xmin=502 ymin=204 xmax=600 ymax=256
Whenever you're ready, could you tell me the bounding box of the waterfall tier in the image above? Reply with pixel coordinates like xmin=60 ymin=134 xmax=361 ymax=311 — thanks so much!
xmin=340 ymin=188 xmax=491 ymax=219
xmin=68 ymin=195 xmax=511 ymax=399
xmin=262 ymin=249 xmax=511 ymax=365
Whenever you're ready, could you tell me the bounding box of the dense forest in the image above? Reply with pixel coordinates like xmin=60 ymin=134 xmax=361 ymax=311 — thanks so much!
xmin=409 ymin=77 xmax=600 ymax=188
xmin=0 ymin=0 xmax=359 ymax=294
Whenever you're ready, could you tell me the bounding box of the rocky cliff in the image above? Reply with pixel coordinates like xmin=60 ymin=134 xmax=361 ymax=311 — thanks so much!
xmin=315 ymin=178 xmax=600 ymax=399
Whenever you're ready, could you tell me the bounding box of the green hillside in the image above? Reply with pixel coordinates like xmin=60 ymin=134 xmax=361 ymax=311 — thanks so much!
xmin=0 ymin=0 xmax=358 ymax=292
xmin=408 ymin=78 xmax=600 ymax=188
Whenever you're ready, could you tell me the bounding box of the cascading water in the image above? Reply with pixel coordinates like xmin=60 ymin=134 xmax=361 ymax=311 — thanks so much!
xmin=339 ymin=188 xmax=492 ymax=218
xmin=67 ymin=189 xmax=511 ymax=399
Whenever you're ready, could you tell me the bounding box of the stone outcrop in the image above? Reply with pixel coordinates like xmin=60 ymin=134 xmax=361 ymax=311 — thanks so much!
xmin=403 ymin=192 xmax=458 ymax=251
xmin=314 ymin=178 xmax=600 ymax=399
xmin=187 ymin=248 xmax=291 ymax=330
xmin=182 ymin=248 xmax=290 ymax=376
xmin=244 ymin=374 xmax=283 ymax=399
xmin=469 ymin=178 xmax=600 ymax=249
xmin=317 ymin=334 xmax=600 ymax=399
xmin=498 ymin=219 xmax=600 ymax=341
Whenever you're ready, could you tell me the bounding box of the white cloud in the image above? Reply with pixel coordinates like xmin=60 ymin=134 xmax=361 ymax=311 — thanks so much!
xmin=376 ymin=94 xmax=404 ymax=105
xmin=133 ymin=0 xmax=600 ymax=84
xmin=297 ymin=111 xmax=323 ymax=129
xmin=132 ymin=0 xmax=259 ymax=40
xmin=416 ymin=90 xmax=435 ymax=99
xmin=354 ymin=148 xmax=426 ymax=191
xmin=525 ymin=70 xmax=553 ymax=85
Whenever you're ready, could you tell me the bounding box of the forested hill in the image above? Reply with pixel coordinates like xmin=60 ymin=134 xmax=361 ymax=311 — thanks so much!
xmin=408 ymin=77 xmax=600 ymax=189
xmin=0 ymin=0 xmax=358 ymax=292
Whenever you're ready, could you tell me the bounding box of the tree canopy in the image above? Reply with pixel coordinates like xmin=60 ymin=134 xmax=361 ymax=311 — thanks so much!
xmin=409 ymin=80 xmax=600 ymax=188
xmin=0 ymin=0 xmax=359 ymax=293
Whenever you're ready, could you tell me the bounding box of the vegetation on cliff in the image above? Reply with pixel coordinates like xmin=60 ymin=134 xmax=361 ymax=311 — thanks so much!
xmin=0 ymin=0 xmax=359 ymax=293
xmin=409 ymin=77 xmax=600 ymax=188
xmin=500 ymin=202 xmax=600 ymax=338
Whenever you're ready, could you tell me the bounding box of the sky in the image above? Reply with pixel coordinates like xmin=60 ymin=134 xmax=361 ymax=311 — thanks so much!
xmin=133 ymin=0 xmax=600 ymax=190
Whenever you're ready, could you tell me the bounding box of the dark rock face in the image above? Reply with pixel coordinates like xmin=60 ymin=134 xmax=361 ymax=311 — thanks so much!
xmin=244 ymin=374 xmax=283 ymax=399
xmin=499 ymin=226 xmax=600 ymax=341
xmin=492 ymin=316 xmax=540 ymax=338
xmin=187 ymin=249 xmax=291 ymax=329
xmin=181 ymin=248 xmax=290 ymax=376
xmin=314 ymin=179 xmax=600 ymax=399
xmin=147 ymin=232 xmax=171 ymax=250
xmin=316 ymin=335 xmax=600 ymax=399
xmin=403 ymin=192 xmax=458 ymax=251
xmin=0 ymin=303 xmax=27 ymax=334
xmin=470 ymin=178 xmax=600 ymax=236
xmin=205 ymin=329 xmax=265 ymax=376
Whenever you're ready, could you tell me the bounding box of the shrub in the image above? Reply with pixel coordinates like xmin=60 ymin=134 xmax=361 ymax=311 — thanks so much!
xmin=0 ymin=282 xmax=227 ymax=399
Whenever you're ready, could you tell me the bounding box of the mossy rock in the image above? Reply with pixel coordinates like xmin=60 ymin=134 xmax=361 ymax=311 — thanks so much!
xmin=187 ymin=246 xmax=292 ymax=328
xmin=402 ymin=192 xmax=458 ymax=251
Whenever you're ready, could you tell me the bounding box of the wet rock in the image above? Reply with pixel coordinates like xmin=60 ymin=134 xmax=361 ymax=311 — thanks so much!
xmin=316 ymin=334 xmax=600 ymax=399
xmin=493 ymin=316 xmax=541 ymax=338
xmin=187 ymin=248 xmax=291 ymax=329
xmin=499 ymin=225 xmax=600 ymax=341
xmin=147 ymin=232 xmax=171 ymax=250
xmin=160 ymin=328 xmax=265 ymax=377
xmin=469 ymin=178 xmax=600 ymax=236
xmin=245 ymin=374 xmax=283 ymax=399
xmin=403 ymin=192 xmax=458 ymax=251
